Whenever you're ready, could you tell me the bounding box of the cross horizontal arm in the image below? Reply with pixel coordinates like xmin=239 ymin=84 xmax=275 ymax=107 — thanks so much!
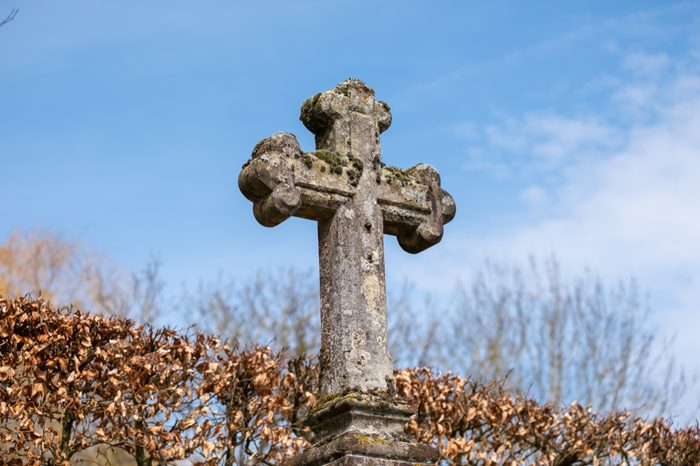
xmin=377 ymin=163 xmax=456 ymax=253
xmin=239 ymin=132 xmax=456 ymax=253
xmin=239 ymin=132 xmax=359 ymax=225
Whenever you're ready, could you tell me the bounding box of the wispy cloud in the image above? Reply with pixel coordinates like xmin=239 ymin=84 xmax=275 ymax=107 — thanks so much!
xmin=454 ymin=113 xmax=621 ymax=178
xmin=622 ymin=51 xmax=671 ymax=76
xmin=393 ymin=43 xmax=700 ymax=416
xmin=398 ymin=2 xmax=697 ymax=106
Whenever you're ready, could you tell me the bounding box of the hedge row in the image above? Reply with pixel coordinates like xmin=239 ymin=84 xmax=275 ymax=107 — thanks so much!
xmin=1 ymin=297 xmax=698 ymax=465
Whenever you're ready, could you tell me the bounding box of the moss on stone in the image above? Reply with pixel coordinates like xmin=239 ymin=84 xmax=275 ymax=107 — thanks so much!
xmin=311 ymin=150 xmax=350 ymax=177
xmin=383 ymin=165 xmax=415 ymax=186
xmin=335 ymin=84 xmax=352 ymax=97
xmin=300 ymin=154 xmax=314 ymax=169
xmin=298 ymin=149 xmax=366 ymax=185
xmin=334 ymin=79 xmax=373 ymax=98
xmin=346 ymin=156 xmax=364 ymax=187
xmin=314 ymin=150 xmax=345 ymax=168
xmin=346 ymin=169 xmax=360 ymax=186
xmin=312 ymin=390 xmax=360 ymax=413
xmin=309 ymin=389 xmax=397 ymax=417
xmin=302 ymin=92 xmax=321 ymax=113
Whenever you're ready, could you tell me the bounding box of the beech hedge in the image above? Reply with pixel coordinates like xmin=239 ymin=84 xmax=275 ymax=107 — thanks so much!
xmin=1 ymin=297 xmax=698 ymax=465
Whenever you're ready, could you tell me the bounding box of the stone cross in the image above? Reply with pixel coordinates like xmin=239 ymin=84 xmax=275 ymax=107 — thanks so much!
xmin=239 ymin=79 xmax=455 ymax=465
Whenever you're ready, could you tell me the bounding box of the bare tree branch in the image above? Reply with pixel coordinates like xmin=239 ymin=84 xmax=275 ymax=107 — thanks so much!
xmin=0 ymin=9 xmax=18 ymax=29
xmin=447 ymin=256 xmax=692 ymax=418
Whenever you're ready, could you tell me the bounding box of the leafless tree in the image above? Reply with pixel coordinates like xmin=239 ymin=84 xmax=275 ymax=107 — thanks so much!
xmin=184 ymin=268 xmax=320 ymax=355
xmin=182 ymin=257 xmax=693 ymax=418
xmin=387 ymin=282 xmax=443 ymax=368
xmin=446 ymin=257 xmax=692 ymax=417
xmin=183 ymin=268 xmax=436 ymax=366
xmin=1 ymin=230 xmax=692 ymax=418
xmin=0 ymin=230 xmax=163 ymax=323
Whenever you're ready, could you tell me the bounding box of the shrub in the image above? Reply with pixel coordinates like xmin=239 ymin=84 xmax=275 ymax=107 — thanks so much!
xmin=1 ymin=297 xmax=698 ymax=465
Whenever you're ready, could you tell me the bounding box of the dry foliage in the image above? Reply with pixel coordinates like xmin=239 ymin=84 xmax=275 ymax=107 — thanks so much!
xmin=0 ymin=230 xmax=164 ymax=323
xmin=398 ymin=369 xmax=700 ymax=466
xmin=1 ymin=297 xmax=698 ymax=465
xmin=184 ymin=259 xmax=691 ymax=419
xmin=186 ymin=268 xmax=319 ymax=355
xmin=2 ymin=231 xmax=689 ymax=418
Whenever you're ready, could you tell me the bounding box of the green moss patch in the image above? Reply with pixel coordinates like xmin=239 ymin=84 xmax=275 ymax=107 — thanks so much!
xmin=382 ymin=165 xmax=416 ymax=186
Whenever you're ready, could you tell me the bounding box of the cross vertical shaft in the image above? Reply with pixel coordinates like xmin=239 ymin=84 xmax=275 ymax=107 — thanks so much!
xmin=313 ymin=90 xmax=393 ymax=395
xmin=238 ymin=78 xmax=455 ymax=465
xmin=318 ymin=201 xmax=392 ymax=394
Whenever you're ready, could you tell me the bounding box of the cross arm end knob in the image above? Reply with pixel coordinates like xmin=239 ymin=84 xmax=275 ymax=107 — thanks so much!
xmin=238 ymin=132 xmax=303 ymax=227
xmin=394 ymin=164 xmax=456 ymax=254
xmin=300 ymin=78 xmax=392 ymax=135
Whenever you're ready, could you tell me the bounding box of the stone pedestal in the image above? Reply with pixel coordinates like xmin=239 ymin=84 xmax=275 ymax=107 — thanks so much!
xmin=286 ymin=393 xmax=438 ymax=466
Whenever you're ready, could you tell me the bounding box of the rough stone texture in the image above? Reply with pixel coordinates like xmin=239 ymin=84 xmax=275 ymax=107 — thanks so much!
xmin=286 ymin=393 xmax=436 ymax=465
xmin=239 ymin=79 xmax=454 ymax=465
xmin=286 ymin=432 xmax=437 ymax=466
xmin=306 ymin=393 xmax=415 ymax=443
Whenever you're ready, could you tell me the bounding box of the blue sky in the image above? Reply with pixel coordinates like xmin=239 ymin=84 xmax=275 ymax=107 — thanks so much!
xmin=2 ymin=1 xmax=699 ymax=412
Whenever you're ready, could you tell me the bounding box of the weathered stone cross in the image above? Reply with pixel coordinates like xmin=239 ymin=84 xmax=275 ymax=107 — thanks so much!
xmin=239 ymin=79 xmax=455 ymax=465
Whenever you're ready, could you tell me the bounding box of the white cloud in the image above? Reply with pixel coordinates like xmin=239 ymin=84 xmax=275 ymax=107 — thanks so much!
xmin=469 ymin=59 xmax=700 ymax=287
xmin=496 ymin=103 xmax=700 ymax=275
xmin=612 ymin=84 xmax=657 ymax=109
xmin=518 ymin=185 xmax=548 ymax=208
xmin=393 ymin=50 xmax=700 ymax=410
xmin=523 ymin=114 xmax=619 ymax=161
xmin=459 ymin=112 xmax=622 ymax=177
xmin=622 ymin=51 xmax=671 ymax=76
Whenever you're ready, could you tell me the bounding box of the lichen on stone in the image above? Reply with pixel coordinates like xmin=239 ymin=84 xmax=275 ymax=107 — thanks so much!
xmin=304 ymin=150 xmax=365 ymax=186
xmin=346 ymin=169 xmax=360 ymax=186
xmin=333 ymin=78 xmax=374 ymax=97
xmin=301 ymin=92 xmax=321 ymax=115
xmin=333 ymin=78 xmax=374 ymax=99
xmin=356 ymin=434 xmax=388 ymax=445
xmin=335 ymin=84 xmax=352 ymax=97
xmin=309 ymin=388 xmax=397 ymax=417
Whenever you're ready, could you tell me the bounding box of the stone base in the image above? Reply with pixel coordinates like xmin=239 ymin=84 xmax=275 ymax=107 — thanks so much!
xmin=323 ymin=455 xmax=430 ymax=466
xmin=287 ymin=431 xmax=437 ymax=466
xmin=285 ymin=392 xmax=438 ymax=466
